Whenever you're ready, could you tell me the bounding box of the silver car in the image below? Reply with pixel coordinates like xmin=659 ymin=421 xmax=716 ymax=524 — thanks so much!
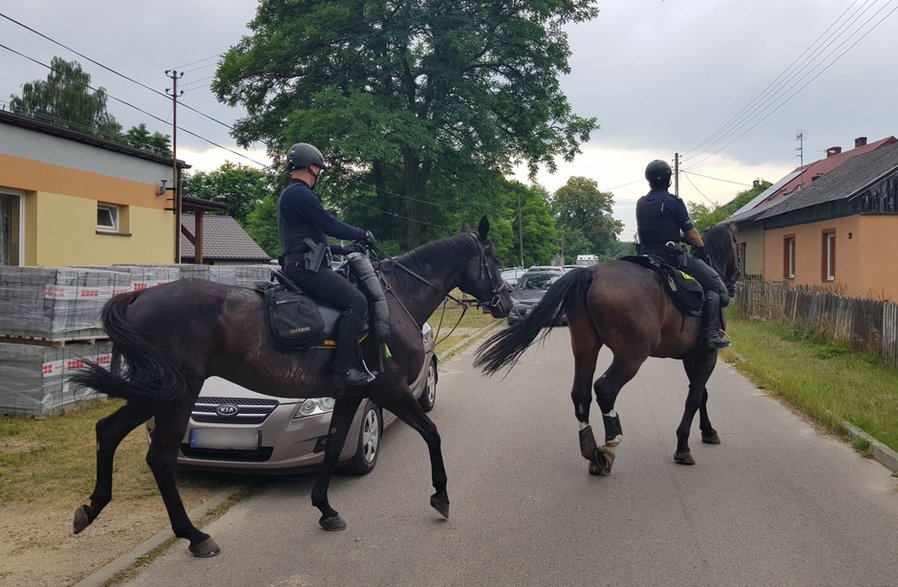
xmin=147 ymin=323 xmax=438 ymax=475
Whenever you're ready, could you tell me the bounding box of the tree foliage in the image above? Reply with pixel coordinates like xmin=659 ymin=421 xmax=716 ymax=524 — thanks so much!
xmin=9 ymin=57 xmax=172 ymax=157
xmin=552 ymin=176 xmax=623 ymax=257
xmin=120 ymin=123 xmax=172 ymax=157
xmin=9 ymin=57 xmax=121 ymax=139
xmin=213 ymin=0 xmax=600 ymax=250
xmin=183 ymin=163 xmax=275 ymax=224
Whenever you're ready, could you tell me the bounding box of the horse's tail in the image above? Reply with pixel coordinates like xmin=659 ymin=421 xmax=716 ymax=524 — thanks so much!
xmin=68 ymin=290 xmax=184 ymax=404
xmin=474 ymin=268 xmax=592 ymax=376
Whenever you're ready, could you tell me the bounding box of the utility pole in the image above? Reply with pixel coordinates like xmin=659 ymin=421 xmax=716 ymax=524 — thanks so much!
xmin=673 ymin=152 xmax=679 ymax=196
xmin=796 ymin=130 xmax=804 ymax=166
xmin=517 ymin=191 xmax=524 ymax=267
xmin=165 ymin=69 xmax=184 ymax=263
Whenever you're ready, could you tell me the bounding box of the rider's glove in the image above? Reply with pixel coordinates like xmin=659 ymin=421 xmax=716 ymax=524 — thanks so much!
xmin=363 ymin=230 xmax=377 ymax=248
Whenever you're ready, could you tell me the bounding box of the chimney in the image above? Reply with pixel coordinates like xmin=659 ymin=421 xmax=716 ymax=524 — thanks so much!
xmin=826 ymin=146 xmax=842 ymax=157
xmin=855 ymin=136 xmax=868 ymax=148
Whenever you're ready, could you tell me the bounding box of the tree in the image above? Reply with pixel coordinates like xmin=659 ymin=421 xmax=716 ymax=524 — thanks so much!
xmin=183 ymin=163 xmax=275 ymax=224
xmin=213 ymin=0 xmax=599 ymax=249
xmin=688 ymin=180 xmax=772 ymax=233
xmin=9 ymin=57 xmax=121 ymax=139
xmin=244 ymin=194 xmax=281 ymax=258
xmin=120 ymin=123 xmax=172 ymax=157
xmin=551 ymin=176 xmax=623 ymax=257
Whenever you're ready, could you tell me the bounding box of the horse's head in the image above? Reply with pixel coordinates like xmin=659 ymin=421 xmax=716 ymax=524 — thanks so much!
xmin=703 ymin=222 xmax=739 ymax=297
xmin=458 ymin=216 xmax=513 ymax=318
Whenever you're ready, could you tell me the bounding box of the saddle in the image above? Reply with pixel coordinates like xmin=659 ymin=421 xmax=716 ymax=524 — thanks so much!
xmin=620 ymin=255 xmax=704 ymax=317
xmin=256 ymin=257 xmax=389 ymax=350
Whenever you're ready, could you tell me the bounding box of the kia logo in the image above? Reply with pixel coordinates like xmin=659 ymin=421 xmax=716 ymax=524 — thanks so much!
xmin=216 ymin=403 xmax=239 ymax=416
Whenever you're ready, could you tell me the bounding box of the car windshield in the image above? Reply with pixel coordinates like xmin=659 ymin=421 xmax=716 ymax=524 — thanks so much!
xmin=518 ymin=274 xmax=559 ymax=290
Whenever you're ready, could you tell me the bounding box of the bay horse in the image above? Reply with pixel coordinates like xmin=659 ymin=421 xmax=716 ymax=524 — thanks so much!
xmin=70 ymin=216 xmax=511 ymax=557
xmin=474 ymin=222 xmax=738 ymax=475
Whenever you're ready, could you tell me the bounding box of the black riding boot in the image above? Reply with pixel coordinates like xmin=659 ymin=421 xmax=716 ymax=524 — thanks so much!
xmin=331 ymin=308 xmax=374 ymax=387
xmin=702 ymin=291 xmax=731 ymax=349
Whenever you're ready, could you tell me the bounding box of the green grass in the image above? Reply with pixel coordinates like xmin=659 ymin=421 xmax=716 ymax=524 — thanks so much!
xmin=0 ymin=399 xmax=235 ymax=504
xmin=722 ymin=313 xmax=898 ymax=452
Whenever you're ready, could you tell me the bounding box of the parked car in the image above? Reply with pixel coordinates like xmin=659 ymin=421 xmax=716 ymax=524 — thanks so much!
xmin=147 ymin=323 xmax=438 ymax=475
xmin=506 ymin=270 xmax=568 ymax=326
xmin=500 ymin=266 xmax=526 ymax=288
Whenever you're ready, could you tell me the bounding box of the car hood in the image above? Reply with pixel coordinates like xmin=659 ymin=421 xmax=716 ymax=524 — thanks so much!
xmin=511 ymin=290 xmax=546 ymax=304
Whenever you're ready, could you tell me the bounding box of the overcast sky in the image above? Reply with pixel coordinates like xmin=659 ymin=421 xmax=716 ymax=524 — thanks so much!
xmin=3 ymin=0 xmax=896 ymax=238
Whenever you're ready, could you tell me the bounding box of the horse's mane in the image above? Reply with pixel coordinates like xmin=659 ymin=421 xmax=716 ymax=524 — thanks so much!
xmin=702 ymin=222 xmax=736 ymax=268
xmin=385 ymin=231 xmax=478 ymax=290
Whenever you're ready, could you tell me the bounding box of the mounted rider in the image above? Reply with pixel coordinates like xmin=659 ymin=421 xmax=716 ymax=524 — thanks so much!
xmin=635 ymin=159 xmax=731 ymax=349
xmin=277 ymin=142 xmax=378 ymax=386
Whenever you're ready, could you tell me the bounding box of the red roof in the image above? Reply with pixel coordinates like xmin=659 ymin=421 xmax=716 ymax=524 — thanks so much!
xmin=760 ymin=136 xmax=897 ymax=206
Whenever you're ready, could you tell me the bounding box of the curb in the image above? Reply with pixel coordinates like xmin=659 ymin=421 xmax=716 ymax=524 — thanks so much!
xmin=841 ymin=421 xmax=898 ymax=475
xmin=74 ymin=487 xmax=240 ymax=587
xmin=440 ymin=320 xmax=504 ymax=359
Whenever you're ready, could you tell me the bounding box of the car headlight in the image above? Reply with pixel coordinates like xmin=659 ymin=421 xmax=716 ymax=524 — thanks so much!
xmin=295 ymin=397 xmax=335 ymax=418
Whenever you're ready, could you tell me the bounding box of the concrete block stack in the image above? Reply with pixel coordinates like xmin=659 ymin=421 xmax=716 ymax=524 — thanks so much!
xmin=0 ymin=264 xmax=269 ymax=416
xmin=0 ymin=339 xmax=112 ymax=416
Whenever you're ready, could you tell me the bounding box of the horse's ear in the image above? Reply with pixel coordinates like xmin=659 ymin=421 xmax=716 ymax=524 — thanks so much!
xmin=478 ymin=216 xmax=490 ymax=240
xmin=460 ymin=222 xmax=471 ymax=233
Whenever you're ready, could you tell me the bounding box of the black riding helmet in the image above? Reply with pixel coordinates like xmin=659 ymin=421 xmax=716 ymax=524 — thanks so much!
xmin=287 ymin=143 xmax=328 ymax=172
xmin=645 ymin=159 xmax=672 ymax=189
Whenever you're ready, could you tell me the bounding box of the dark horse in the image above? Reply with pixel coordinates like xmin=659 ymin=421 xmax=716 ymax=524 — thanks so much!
xmin=474 ymin=222 xmax=738 ymax=476
xmin=70 ymin=217 xmax=511 ymax=557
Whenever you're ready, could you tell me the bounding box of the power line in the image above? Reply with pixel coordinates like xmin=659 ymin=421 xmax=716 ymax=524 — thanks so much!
xmin=681 ymin=0 xmax=897 ymax=168
xmin=0 ymin=42 xmax=270 ymax=167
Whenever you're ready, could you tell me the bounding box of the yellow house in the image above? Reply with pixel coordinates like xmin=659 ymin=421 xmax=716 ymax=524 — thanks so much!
xmin=0 ymin=110 xmax=184 ymax=266
xmin=754 ymin=140 xmax=898 ymax=303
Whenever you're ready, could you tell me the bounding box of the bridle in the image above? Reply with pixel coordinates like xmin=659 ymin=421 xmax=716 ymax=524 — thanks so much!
xmin=376 ymin=232 xmax=506 ymax=344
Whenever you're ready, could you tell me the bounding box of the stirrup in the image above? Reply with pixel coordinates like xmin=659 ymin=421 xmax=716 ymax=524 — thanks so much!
xmin=332 ymin=363 xmax=375 ymax=387
xmin=705 ymin=330 xmax=731 ymax=349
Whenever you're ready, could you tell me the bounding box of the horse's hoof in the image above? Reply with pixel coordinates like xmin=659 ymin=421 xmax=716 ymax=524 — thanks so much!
xmin=588 ymin=446 xmax=615 ymax=476
xmin=605 ymin=434 xmax=623 ymax=447
xmin=430 ymin=494 xmax=450 ymax=519
xmin=702 ymin=433 xmax=721 ymax=445
xmin=73 ymin=505 xmax=91 ymax=534
xmin=189 ymin=537 xmax=221 ymax=557
xmin=319 ymin=514 xmax=346 ymax=531
xmin=674 ymin=451 xmax=695 ymax=465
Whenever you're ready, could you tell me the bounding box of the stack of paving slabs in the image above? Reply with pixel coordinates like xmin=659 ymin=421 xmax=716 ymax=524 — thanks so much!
xmin=0 ymin=339 xmax=112 ymax=415
xmin=0 ymin=264 xmax=271 ymax=416
xmin=0 ymin=266 xmax=130 ymax=340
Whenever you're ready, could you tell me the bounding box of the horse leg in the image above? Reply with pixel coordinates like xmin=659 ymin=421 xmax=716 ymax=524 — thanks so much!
xmin=74 ymin=401 xmax=152 ymax=534
xmin=568 ymin=325 xmax=614 ymax=475
xmin=372 ymin=388 xmax=449 ymax=519
xmin=311 ymin=396 xmax=362 ymax=531
xmin=588 ymin=357 xmax=643 ymax=475
xmin=699 ymin=386 xmax=721 ymax=445
xmin=145 ymin=396 xmax=219 ymax=557
xmin=675 ymin=352 xmax=718 ymax=465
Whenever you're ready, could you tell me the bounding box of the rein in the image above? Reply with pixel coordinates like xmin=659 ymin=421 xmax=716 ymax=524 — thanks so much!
xmin=370 ymin=232 xmax=503 ymax=346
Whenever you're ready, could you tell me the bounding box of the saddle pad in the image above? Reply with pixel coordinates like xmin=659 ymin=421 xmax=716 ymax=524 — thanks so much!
xmin=620 ymin=255 xmax=704 ymax=317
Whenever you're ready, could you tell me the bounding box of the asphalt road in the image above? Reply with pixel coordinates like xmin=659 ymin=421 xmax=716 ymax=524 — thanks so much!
xmin=122 ymin=328 xmax=898 ymax=587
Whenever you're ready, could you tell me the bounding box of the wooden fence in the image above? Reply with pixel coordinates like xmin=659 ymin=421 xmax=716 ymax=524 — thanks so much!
xmin=733 ymin=280 xmax=898 ymax=367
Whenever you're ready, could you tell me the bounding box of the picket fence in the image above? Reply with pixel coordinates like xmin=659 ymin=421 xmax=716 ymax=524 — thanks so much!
xmin=733 ymin=280 xmax=898 ymax=367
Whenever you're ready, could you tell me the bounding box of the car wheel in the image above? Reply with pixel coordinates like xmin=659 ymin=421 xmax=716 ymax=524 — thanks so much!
xmin=418 ymin=358 xmax=438 ymax=412
xmin=344 ymin=402 xmax=381 ymax=475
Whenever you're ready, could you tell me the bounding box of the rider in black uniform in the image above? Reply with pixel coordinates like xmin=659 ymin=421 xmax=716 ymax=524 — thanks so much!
xmin=636 ymin=159 xmax=730 ymax=349
xmin=277 ymin=142 xmax=377 ymax=386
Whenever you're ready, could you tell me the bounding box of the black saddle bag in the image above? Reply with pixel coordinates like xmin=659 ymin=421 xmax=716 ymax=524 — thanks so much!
xmin=257 ymin=282 xmax=326 ymax=349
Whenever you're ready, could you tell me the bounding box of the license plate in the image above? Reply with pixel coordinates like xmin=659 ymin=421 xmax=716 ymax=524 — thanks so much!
xmin=189 ymin=428 xmax=260 ymax=450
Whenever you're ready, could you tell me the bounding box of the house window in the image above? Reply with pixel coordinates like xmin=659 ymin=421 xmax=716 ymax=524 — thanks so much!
xmin=1 ymin=191 xmax=22 ymax=266
xmin=97 ymin=204 xmax=119 ymax=233
xmin=783 ymin=235 xmax=795 ymax=279
xmin=822 ymin=230 xmax=836 ymax=281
